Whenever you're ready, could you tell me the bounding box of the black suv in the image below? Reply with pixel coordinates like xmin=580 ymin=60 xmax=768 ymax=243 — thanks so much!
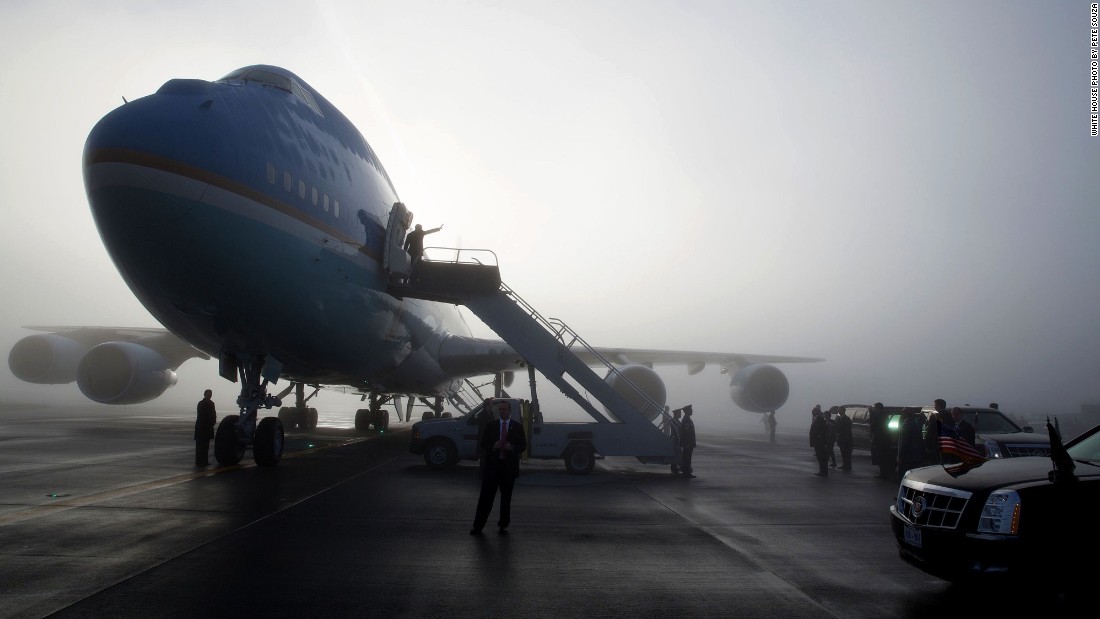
xmin=918 ymin=406 xmax=1050 ymax=459
xmin=845 ymin=404 xmax=921 ymax=477
xmin=848 ymin=405 xmax=1049 ymax=477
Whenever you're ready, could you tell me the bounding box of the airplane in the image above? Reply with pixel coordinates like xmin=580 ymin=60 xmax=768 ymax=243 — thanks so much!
xmin=6 ymin=65 xmax=822 ymax=467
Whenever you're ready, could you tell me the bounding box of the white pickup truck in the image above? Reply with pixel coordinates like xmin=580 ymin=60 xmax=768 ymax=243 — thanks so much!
xmin=409 ymin=397 xmax=679 ymax=475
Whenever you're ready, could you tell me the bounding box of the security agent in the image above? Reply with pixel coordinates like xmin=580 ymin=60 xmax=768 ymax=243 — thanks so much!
xmin=470 ymin=400 xmax=527 ymax=535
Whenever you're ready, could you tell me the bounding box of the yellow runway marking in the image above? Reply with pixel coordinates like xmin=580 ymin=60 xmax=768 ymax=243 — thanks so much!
xmin=0 ymin=435 xmax=373 ymax=527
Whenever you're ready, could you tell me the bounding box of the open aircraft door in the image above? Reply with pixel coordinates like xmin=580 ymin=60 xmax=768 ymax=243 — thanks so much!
xmin=384 ymin=202 xmax=414 ymax=280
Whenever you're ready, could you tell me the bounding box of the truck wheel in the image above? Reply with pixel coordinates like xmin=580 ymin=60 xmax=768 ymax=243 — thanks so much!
xmin=424 ymin=439 xmax=457 ymax=469
xmin=564 ymin=443 xmax=595 ymax=475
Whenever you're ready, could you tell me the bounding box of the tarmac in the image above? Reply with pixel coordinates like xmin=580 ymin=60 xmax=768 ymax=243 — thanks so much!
xmin=0 ymin=402 xmax=1074 ymax=618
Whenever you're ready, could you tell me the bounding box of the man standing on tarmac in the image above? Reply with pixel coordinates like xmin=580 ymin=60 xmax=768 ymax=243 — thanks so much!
xmin=680 ymin=405 xmax=697 ymax=478
xmin=664 ymin=406 xmax=682 ymax=475
xmin=810 ymin=405 xmax=829 ymax=477
xmin=470 ymin=400 xmax=527 ymax=535
xmin=870 ymin=402 xmax=892 ymax=478
xmin=924 ymin=398 xmax=948 ymax=465
xmin=764 ymin=411 xmax=777 ymax=443
xmin=836 ymin=406 xmax=853 ymax=470
xmin=194 ymin=389 xmax=217 ymax=466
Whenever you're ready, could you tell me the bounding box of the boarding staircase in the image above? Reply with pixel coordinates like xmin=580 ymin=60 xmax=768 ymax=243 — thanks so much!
xmin=447 ymin=378 xmax=488 ymax=414
xmin=387 ymin=249 xmax=678 ymax=461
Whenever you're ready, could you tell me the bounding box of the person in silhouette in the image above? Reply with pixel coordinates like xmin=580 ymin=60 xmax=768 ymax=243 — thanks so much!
xmin=664 ymin=406 xmax=682 ymax=475
xmin=870 ymin=402 xmax=892 ymax=478
xmin=764 ymin=411 xmax=777 ymax=443
xmin=836 ymin=406 xmax=853 ymax=470
xmin=680 ymin=405 xmax=697 ymax=478
xmin=403 ymin=223 xmax=443 ymax=262
xmin=471 ymin=400 xmax=527 ymax=535
xmin=194 ymin=389 xmax=217 ymax=466
xmin=810 ymin=405 xmax=829 ymax=477
xmin=897 ymin=407 xmax=925 ymax=479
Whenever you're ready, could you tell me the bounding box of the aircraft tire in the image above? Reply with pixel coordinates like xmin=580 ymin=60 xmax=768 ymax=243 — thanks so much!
xmin=214 ymin=415 xmax=246 ymax=466
xmin=354 ymin=409 xmax=372 ymax=432
xmin=278 ymin=407 xmax=294 ymax=430
xmin=424 ymin=439 xmax=457 ymax=469
xmin=564 ymin=442 xmax=595 ymax=475
xmin=253 ymin=417 xmax=284 ymax=467
xmin=373 ymin=410 xmax=390 ymax=432
xmin=307 ymin=407 xmax=319 ymax=430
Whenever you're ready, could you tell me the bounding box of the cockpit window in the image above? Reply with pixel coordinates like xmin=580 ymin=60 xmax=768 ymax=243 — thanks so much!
xmin=217 ymin=68 xmax=324 ymax=117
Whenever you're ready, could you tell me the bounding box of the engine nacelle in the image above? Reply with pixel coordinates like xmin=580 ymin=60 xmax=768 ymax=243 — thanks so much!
xmin=604 ymin=363 xmax=667 ymax=421
xmin=729 ymin=363 xmax=789 ymax=413
xmin=8 ymin=334 xmax=88 ymax=384
xmin=77 ymin=341 xmax=178 ymax=405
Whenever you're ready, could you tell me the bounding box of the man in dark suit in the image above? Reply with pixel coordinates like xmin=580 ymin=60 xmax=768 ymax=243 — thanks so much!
xmin=194 ymin=389 xmax=217 ymax=466
xmin=809 ymin=405 xmax=829 ymax=477
xmin=470 ymin=400 xmax=527 ymax=535
xmin=403 ymin=223 xmax=443 ymax=263
xmin=950 ymin=406 xmax=977 ymax=446
xmin=680 ymin=404 xmax=697 ymax=478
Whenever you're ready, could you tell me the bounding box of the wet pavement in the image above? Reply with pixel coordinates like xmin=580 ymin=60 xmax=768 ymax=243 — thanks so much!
xmin=0 ymin=403 xmax=1072 ymax=618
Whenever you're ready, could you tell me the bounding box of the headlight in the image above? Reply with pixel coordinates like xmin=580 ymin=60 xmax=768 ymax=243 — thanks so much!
xmin=984 ymin=439 xmax=1002 ymax=459
xmin=977 ymin=489 xmax=1020 ymax=534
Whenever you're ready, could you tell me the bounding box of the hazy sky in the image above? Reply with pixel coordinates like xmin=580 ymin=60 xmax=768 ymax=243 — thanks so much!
xmin=1 ymin=1 xmax=1098 ymax=427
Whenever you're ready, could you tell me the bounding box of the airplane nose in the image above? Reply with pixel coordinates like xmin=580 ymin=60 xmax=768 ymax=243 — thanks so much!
xmin=83 ymin=82 xmax=237 ymax=230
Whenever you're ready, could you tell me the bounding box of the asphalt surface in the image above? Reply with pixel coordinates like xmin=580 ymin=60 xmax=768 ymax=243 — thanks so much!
xmin=0 ymin=403 xmax=1074 ymax=618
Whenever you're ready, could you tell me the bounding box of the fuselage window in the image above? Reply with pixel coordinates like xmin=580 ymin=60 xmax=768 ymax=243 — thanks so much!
xmin=266 ymin=163 xmax=276 ymax=184
xmin=283 ymin=171 xmax=292 ymax=192
xmin=312 ymin=187 xmax=318 ymax=206
xmin=323 ymin=194 xmax=330 ymax=212
xmin=298 ymin=180 xmax=306 ymax=199
xmin=334 ymin=200 xmax=340 ymax=218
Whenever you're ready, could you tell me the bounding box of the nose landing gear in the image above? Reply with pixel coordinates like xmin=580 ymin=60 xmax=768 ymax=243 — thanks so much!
xmin=214 ymin=354 xmax=284 ymax=467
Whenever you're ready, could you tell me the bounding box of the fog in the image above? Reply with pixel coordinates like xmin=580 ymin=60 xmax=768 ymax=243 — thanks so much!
xmin=2 ymin=1 xmax=1098 ymax=431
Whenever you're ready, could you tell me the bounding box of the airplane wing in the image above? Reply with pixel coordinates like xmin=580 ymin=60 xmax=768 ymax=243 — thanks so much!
xmin=8 ymin=326 xmax=210 ymax=404
xmin=436 ymin=335 xmax=823 ymax=414
xmin=18 ymin=326 xmax=210 ymax=365
xmin=582 ymin=347 xmax=824 ymax=374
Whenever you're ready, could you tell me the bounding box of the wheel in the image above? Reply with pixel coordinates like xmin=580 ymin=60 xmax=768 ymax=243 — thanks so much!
xmin=564 ymin=443 xmax=595 ymax=475
xmin=373 ymin=410 xmax=390 ymax=432
xmin=253 ymin=417 xmax=285 ymax=467
xmin=423 ymin=439 xmax=457 ymax=469
xmin=307 ymin=407 xmax=319 ymax=430
xmin=214 ymin=415 xmax=246 ymax=466
xmin=278 ymin=407 xmax=294 ymax=430
xmin=355 ymin=409 xmax=372 ymax=432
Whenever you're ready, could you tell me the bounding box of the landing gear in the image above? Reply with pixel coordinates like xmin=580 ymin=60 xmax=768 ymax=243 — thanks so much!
xmin=277 ymin=383 xmax=319 ymax=431
xmin=215 ymin=414 xmax=246 ymax=465
xmin=215 ymin=354 xmax=283 ymax=467
xmin=356 ymin=394 xmax=396 ymax=433
xmin=253 ymin=417 xmax=285 ymax=466
xmin=355 ymin=408 xmax=372 ymax=431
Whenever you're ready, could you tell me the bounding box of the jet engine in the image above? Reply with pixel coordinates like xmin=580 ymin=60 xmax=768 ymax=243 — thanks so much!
xmin=604 ymin=363 xmax=667 ymax=421
xmin=76 ymin=342 xmax=178 ymax=404
xmin=8 ymin=334 xmax=88 ymax=384
xmin=729 ymin=363 xmax=789 ymax=413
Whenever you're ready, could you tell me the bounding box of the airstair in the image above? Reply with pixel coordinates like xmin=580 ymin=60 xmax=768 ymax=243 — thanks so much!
xmin=388 ymin=248 xmax=678 ymax=463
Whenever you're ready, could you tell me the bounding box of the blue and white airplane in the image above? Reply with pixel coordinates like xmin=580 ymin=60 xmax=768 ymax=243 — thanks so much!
xmin=7 ymin=65 xmax=820 ymax=466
